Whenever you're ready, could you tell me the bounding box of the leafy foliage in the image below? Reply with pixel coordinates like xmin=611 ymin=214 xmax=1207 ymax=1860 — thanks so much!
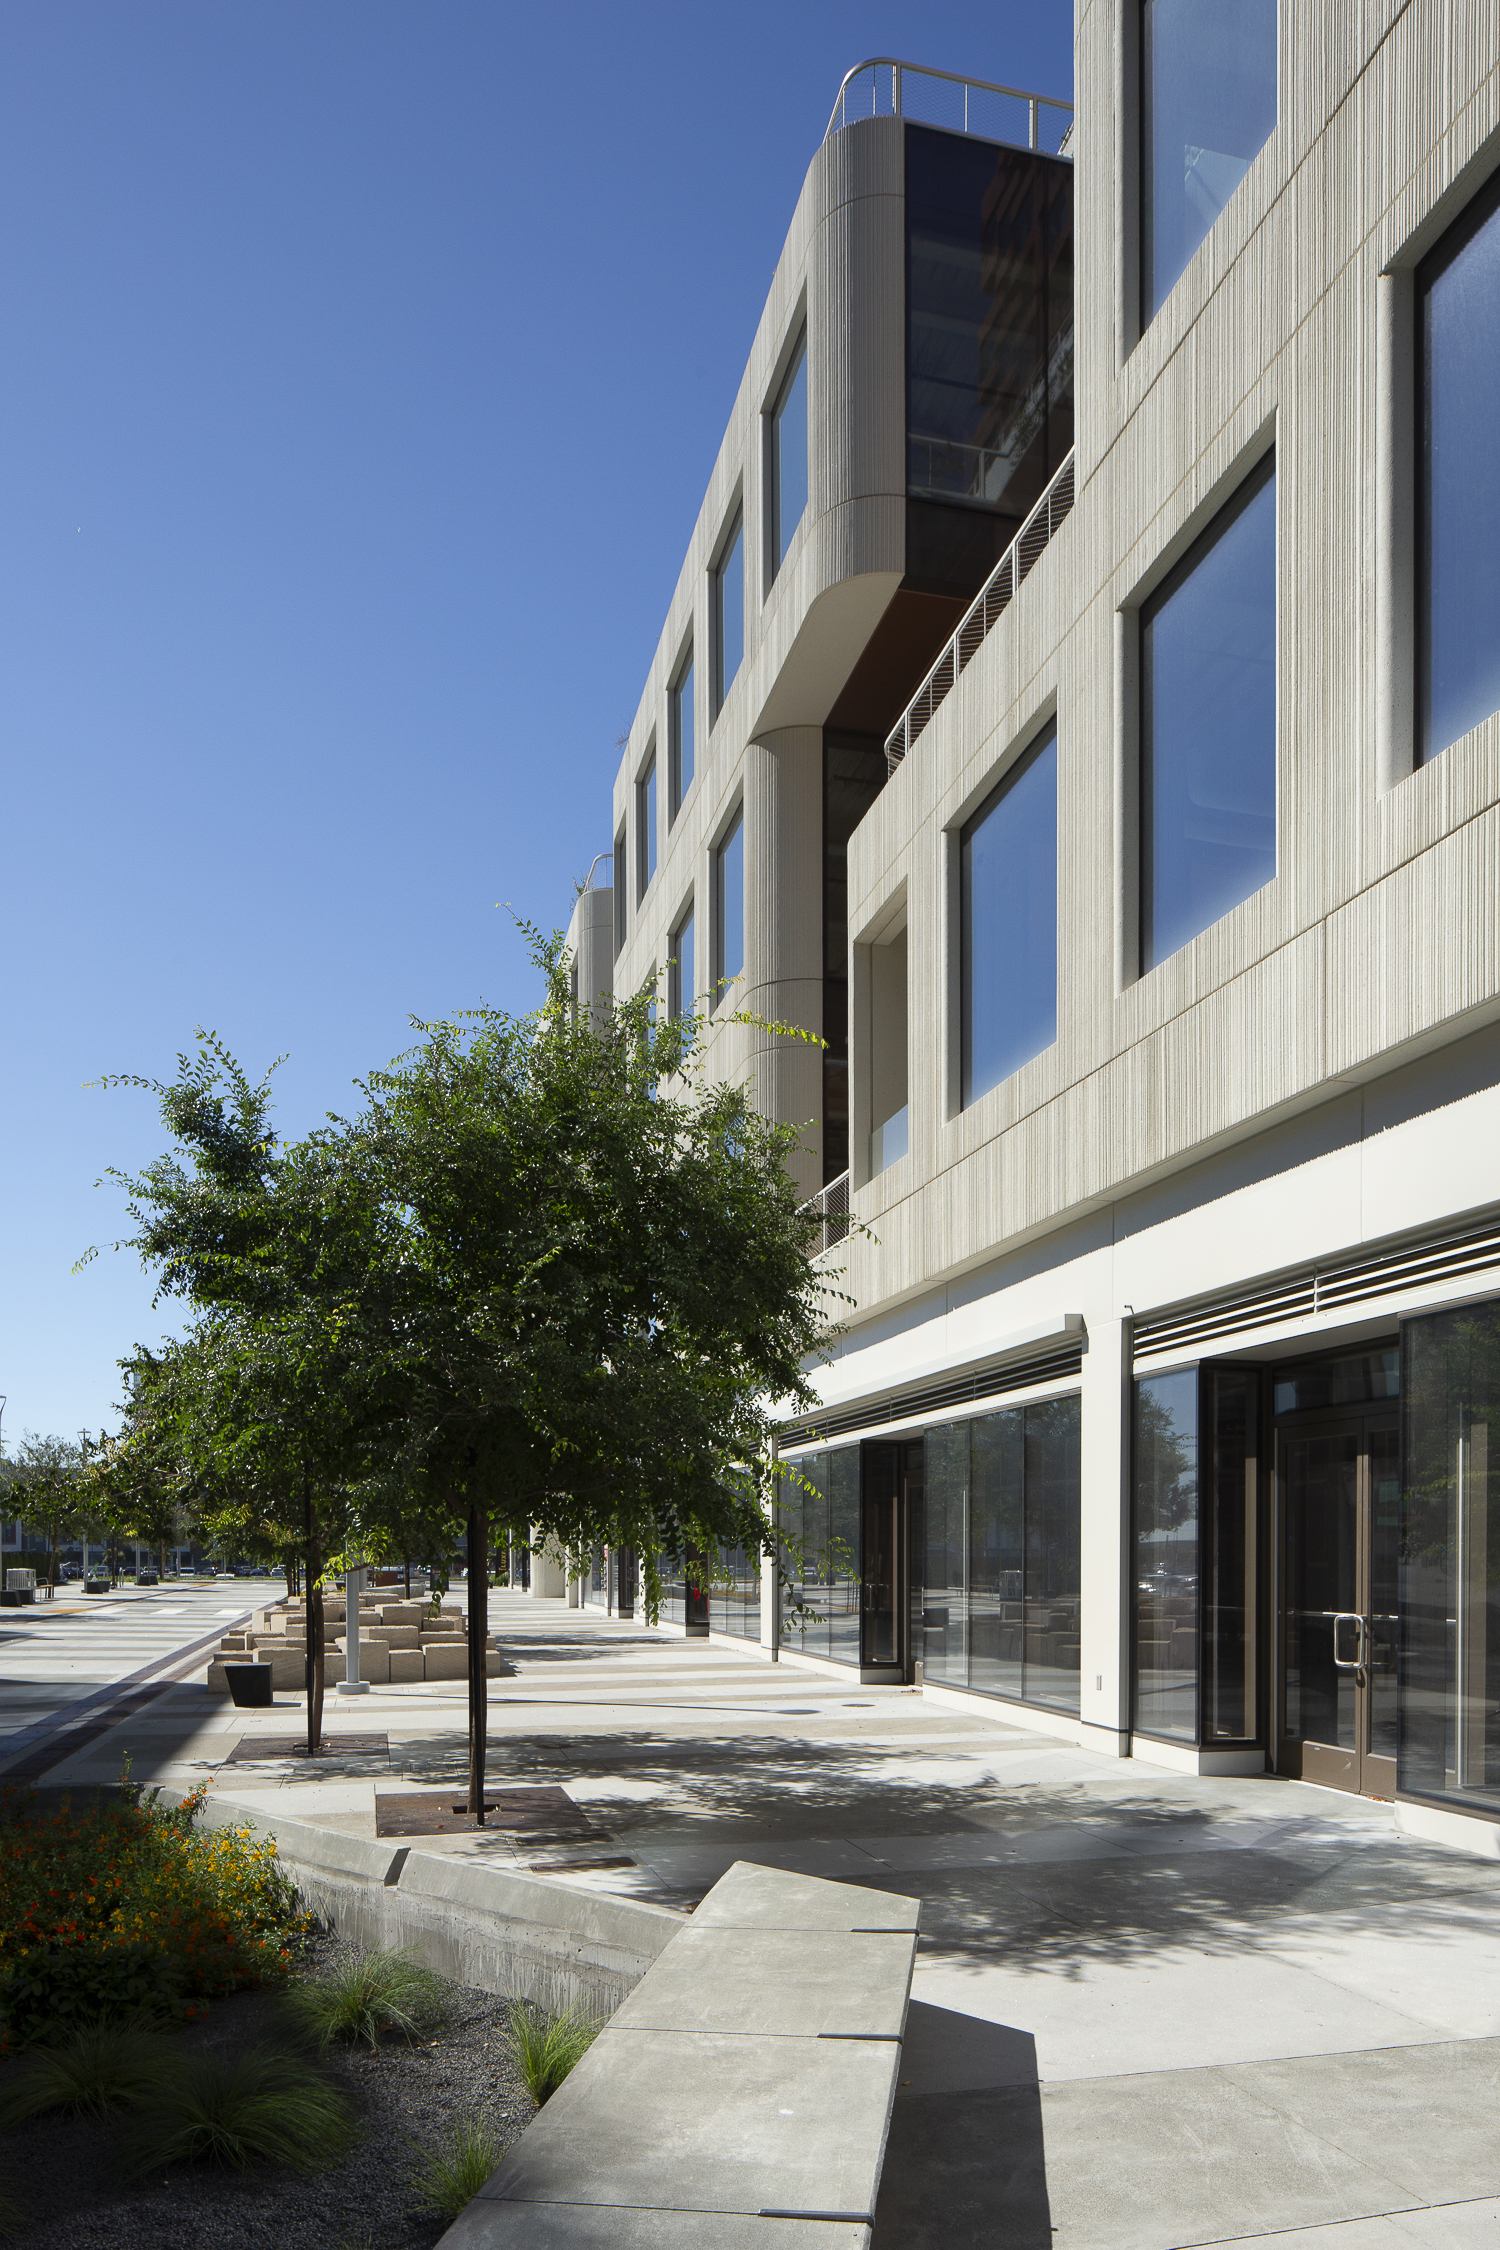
xmin=502 ymin=1997 xmax=600 ymax=2105
xmin=0 ymin=1783 xmax=309 ymax=2048
xmin=411 ymin=2112 xmax=507 ymax=2218
xmin=126 ymin=2044 xmax=356 ymax=2175
xmin=281 ymin=1946 xmax=447 ymax=2050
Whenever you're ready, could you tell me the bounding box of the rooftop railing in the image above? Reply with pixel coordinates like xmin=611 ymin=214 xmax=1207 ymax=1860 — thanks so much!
xmin=885 ymin=448 xmax=1076 ymax=775
xmin=825 ymin=57 xmax=1073 ymax=157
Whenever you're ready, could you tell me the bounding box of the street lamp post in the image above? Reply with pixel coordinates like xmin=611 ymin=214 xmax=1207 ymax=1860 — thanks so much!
xmin=336 ymin=1558 xmax=371 ymax=1695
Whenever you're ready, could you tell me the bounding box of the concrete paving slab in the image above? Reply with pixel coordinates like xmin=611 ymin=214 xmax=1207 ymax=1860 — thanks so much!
xmin=1033 ymin=2061 xmax=1424 ymax=2249
xmin=692 ymin=1860 xmax=920 ymax=1933
xmin=438 ymin=2206 xmax=871 ymax=2248
xmin=1260 ymin=1917 xmax=1500 ymax=2037
xmin=483 ymin=2025 xmax=896 ymax=2220
xmin=1222 ymin=2039 xmax=1500 ymax=2204
xmin=610 ymin=1926 xmax=914 ymax=2039
xmin=1191 ymin=2208 xmax=1500 ymax=2249
xmin=908 ymin=1945 xmax=1443 ymax=2082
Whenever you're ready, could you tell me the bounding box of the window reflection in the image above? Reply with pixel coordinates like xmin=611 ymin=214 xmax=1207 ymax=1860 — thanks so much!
xmin=1134 ymin=1368 xmax=1199 ymax=1740
xmin=715 ymin=812 xmax=744 ymax=1000
xmin=1141 ymin=458 xmax=1276 ymax=970
xmin=671 ymin=649 xmax=694 ymax=813
xmin=961 ymin=726 xmax=1058 ymax=1105
xmin=1401 ymin=1299 xmax=1500 ymax=1811
xmin=1142 ymin=0 xmax=1277 ymax=323
xmin=1418 ymin=171 xmax=1500 ymax=763
xmin=668 ymin=905 xmax=694 ymax=1021
xmin=770 ymin=333 xmax=808 ymax=577
xmin=714 ymin=513 xmax=744 ymax=716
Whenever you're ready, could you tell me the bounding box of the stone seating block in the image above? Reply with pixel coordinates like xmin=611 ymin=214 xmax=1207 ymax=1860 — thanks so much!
xmin=485 ymin=1650 xmax=507 ymax=1676
xmin=334 ymin=1639 xmax=391 ymax=1684
xmin=378 ymin=1603 xmax=426 ymax=1627
xmin=366 ymin=1626 xmax=421 ymax=1650
xmin=388 ymin=1649 xmax=425 ymax=1684
xmin=424 ymin=1643 xmax=469 ymax=1680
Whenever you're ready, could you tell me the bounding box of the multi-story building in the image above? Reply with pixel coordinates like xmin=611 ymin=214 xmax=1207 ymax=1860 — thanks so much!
xmin=561 ymin=11 xmax=1500 ymax=1858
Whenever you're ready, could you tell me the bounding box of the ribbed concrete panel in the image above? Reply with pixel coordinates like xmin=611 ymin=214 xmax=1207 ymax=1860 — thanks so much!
xmin=1327 ymin=805 xmax=1500 ymax=1074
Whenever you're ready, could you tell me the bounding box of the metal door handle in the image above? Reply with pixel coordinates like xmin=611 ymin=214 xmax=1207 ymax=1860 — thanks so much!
xmin=1332 ymin=1612 xmax=1365 ymax=1669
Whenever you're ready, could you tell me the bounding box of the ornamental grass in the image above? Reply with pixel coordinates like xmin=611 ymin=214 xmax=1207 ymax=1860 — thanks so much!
xmin=0 ymin=1779 xmax=310 ymax=2048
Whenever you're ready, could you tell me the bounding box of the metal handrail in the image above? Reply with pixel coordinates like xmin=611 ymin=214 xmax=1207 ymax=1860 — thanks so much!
xmin=799 ymin=1170 xmax=851 ymax=1256
xmin=885 ymin=449 xmax=1076 ymax=775
xmin=825 ymin=57 xmax=1073 ymax=155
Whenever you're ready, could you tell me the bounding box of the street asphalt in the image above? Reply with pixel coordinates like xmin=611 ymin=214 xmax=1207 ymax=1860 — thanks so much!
xmin=0 ymin=1576 xmax=264 ymax=1752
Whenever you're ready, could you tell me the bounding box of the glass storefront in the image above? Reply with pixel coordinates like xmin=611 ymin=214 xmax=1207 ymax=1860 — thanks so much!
xmin=1133 ymin=1365 xmax=1258 ymax=1745
xmin=1401 ymin=1298 xmax=1500 ymax=1814
xmin=922 ymin=1396 xmax=1082 ymax=1713
xmin=780 ymin=1447 xmax=861 ymax=1665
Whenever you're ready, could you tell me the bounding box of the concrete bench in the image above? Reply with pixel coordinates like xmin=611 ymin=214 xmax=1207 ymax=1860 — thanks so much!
xmin=437 ymin=1860 xmax=918 ymax=2249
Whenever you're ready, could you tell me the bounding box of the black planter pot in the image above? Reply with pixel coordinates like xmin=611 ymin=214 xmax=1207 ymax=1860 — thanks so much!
xmin=84 ymin=1578 xmax=112 ymax=1595
xmin=224 ymin=1663 xmax=273 ymax=1708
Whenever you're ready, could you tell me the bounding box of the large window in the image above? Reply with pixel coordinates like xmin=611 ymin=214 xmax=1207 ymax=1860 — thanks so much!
xmin=1133 ymin=1365 xmax=1258 ymax=1744
xmin=670 ymin=645 xmax=695 ymax=815
xmin=613 ymin=822 xmax=627 ymax=956
xmin=1140 ymin=457 xmax=1276 ymax=972
xmin=713 ymin=511 xmax=744 ymax=718
xmin=961 ymin=725 xmax=1057 ymax=1107
xmin=1418 ymin=170 xmax=1500 ymax=764
xmin=1141 ymin=0 xmax=1277 ymax=325
xmin=636 ymin=753 xmax=657 ymax=899
xmin=769 ymin=329 xmax=809 ymax=580
xmin=781 ymin=1448 xmax=860 ymax=1666
xmin=714 ymin=810 xmax=744 ymax=1003
xmin=1401 ymin=1298 xmax=1500 ymax=1815
xmin=924 ymin=1397 xmax=1081 ymax=1713
xmin=668 ymin=902 xmax=694 ymax=1021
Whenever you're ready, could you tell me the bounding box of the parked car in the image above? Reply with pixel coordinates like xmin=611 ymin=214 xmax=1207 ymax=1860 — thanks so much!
xmin=135 ymin=1570 xmax=159 ymax=1586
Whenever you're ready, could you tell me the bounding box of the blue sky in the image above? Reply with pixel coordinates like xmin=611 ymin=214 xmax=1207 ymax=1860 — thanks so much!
xmin=0 ymin=0 xmax=1073 ymax=1446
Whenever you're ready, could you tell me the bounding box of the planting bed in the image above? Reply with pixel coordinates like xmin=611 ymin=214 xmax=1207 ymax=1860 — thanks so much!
xmin=0 ymin=1934 xmax=532 ymax=2250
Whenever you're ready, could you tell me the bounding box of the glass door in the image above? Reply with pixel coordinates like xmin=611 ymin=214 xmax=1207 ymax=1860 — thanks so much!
xmin=1278 ymin=1413 xmax=1399 ymax=1796
xmin=860 ymin=1439 xmax=923 ymax=1677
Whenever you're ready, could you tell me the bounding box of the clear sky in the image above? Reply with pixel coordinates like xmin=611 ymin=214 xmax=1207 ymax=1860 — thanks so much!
xmin=0 ymin=0 xmax=1074 ymax=1448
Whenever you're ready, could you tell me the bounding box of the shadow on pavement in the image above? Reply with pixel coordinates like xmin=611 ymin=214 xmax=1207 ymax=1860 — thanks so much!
xmin=875 ymin=2001 xmax=1051 ymax=2248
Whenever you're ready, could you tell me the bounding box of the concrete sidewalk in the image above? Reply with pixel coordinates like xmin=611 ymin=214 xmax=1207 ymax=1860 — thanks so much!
xmin=33 ymin=1591 xmax=1500 ymax=2249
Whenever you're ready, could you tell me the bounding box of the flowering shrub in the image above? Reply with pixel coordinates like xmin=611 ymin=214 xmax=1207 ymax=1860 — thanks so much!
xmin=0 ymin=1781 xmax=310 ymax=2048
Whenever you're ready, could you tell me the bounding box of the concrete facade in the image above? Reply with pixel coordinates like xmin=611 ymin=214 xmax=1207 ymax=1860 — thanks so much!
xmin=558 ymin=16 xmax=1500 ymax=1849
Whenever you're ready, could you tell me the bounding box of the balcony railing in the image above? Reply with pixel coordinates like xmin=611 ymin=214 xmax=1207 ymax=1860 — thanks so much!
xmin=825 ymin=58 xmax=1073 ymax=157
xmin=800 ymin=1170 xmax=851 ymax=1256
xmin=885 ymin=448 xmax=1076 ymax=775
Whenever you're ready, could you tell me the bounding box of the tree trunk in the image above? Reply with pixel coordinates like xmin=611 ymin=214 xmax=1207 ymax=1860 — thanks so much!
xmin=467 ymin=1502 xmax=488 ymax=1821
xmin=304 ymin=1488 xmax=324 ymax=1757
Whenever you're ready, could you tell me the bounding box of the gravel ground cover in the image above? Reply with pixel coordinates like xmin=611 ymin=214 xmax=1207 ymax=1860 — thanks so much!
xmin=0 ymin=1935 xmax=533 ymax=2250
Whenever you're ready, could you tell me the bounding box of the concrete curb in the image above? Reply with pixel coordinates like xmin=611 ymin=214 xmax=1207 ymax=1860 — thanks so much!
xmin=167 ymin=1786 xmax=684 ymax=2014
xmin=438 ymin=1859 xmax=920 ymax=2248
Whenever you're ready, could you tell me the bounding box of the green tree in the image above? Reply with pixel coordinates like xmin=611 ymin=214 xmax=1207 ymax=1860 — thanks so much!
xmin=7 ymin=1433 xmax=87 ymax=1589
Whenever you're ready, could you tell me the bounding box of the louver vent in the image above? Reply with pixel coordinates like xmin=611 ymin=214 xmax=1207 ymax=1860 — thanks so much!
xmin=779 ymin=1341 xmax=1084 ymax=1447
xmin=1132 ymin=1213 xmax=1500 ymax=1363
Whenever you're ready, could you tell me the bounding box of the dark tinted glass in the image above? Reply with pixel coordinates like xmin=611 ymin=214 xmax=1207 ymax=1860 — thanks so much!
xmin=714 ymin=515 xmax=744 ymax=714
xmin=906 ymin=127 xmax=1073 ymax=530
xmin=671 ymin=652 xmax=694 ymax=811
xmin=1141 ymin=459 xmax=1276 ymax=970
xmin=1023 ymin=1396 xmax=1081 ymax=1711
xmin=716 ymin=813 xmax=744 ymax=998
xmin=637 ymin=758 xmax=656 ymax=895
xmin=1203 ymin=1368 xmax=1256 ymax=1740
xmin=669 ymin=907 xmax=694 ymax=1020
xmin=771 ymin=336 xmax=809 ymax=574
xmin=1418 ymin=171 xmax=1500 ymax=762
xmin=1401 ymin=1299 xmax=1500 ymax=1811
xmin=1142 ymin=0 xmax=1277 ymax=322
xmin=613 ymin=825 xmax=626 ymax=955
xmin=962 ymin=727 xmax=1057 ymax=1105
xmin=1272 ymin=1348 xmax=1399 ymax=1417
xmin=1134 ymin=1368 xmax=1199 ymax=1740
xmin=828 ymin=1447 xmax=861 ymax=1667
xmin=968 ymin=1410 xmax=1024 ymax=1701
xmin=922 ymin=1420 xmax=969 ymax=1685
